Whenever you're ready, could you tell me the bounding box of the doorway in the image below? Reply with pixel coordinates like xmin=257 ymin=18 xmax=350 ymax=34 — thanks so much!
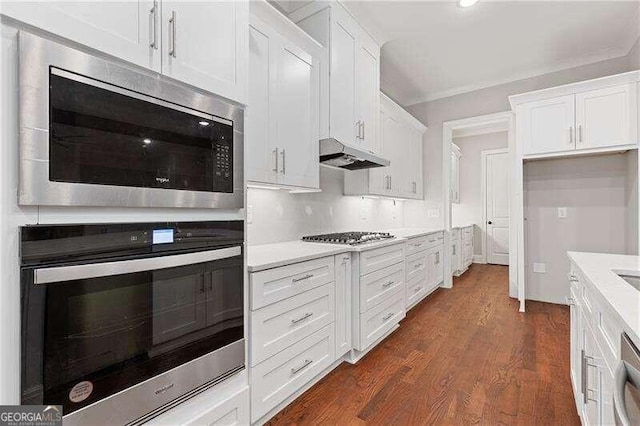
xmin=442 ymin=111 xmax=522 ymax=311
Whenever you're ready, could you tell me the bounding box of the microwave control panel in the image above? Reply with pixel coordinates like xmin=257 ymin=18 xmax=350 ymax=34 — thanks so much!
xmin=212 ymin=128 xmax=233 ymax=193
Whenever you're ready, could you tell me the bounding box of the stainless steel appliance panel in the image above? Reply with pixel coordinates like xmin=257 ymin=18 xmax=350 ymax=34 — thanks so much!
xmin=18 ymin=32 xmax=244 ymax=209
xmin=614 ymin=333 xmax=640 ymax=426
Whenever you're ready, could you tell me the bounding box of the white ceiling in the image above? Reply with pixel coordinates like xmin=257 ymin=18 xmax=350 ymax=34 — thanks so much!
xmin=344 ymin=1 xmax=640 ymax=106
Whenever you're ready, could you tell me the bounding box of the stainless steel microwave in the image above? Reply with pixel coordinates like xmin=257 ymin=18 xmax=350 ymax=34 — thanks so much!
xmin=18 ymin=32 xmax=244 ymax=209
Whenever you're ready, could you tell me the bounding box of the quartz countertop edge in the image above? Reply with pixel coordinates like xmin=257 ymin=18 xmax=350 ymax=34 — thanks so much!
xmin=451 ymin=224 xmax=474 ymax=230
xmin=568 ymin=251 xmax=640 ymax=344
xmin=248 ymin=237 xmax=408 ymax=272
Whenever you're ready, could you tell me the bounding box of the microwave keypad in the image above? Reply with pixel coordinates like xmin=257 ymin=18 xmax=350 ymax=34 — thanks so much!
xmin=214 ymin=141 xmax=233 ymax=192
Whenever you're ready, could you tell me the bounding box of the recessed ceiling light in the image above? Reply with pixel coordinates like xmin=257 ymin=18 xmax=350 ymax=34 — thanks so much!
xmin=458 ymin=0 xmax=479 ymax=7
xmin=143 ymin=138 xmax=152 ymax=144
xmin=198 ymin=121 xmax=210 ymax=126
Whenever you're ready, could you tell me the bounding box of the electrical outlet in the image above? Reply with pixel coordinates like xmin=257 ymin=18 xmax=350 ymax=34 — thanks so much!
xmin=427 ymin=208 xmax=440 ymax=218
xmin=558 ymin=207 xmax=567 ymax=218
xmin=247 ymin=205 xmax=253 ymax=224
xmin=533 ymin=263 xmax=546 ymax=273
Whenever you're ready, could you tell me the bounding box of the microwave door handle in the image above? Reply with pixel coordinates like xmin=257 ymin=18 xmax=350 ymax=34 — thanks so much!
xmin=33 ymin=246 xmax=241 ymax=285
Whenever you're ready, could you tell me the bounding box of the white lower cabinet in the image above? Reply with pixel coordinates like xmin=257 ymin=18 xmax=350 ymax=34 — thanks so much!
xmin=181 ymin=387 xmax=250 ymax=426
xmin=452 ymin=226 xmax=473 ymax=277
xmin=334 ymin=253 xmax=352 ymax=358
xmin=569 ymin=263 xmax=621 ymax=426
xmin=405 ymin=233 xmax=444 ymax=310
xmin=251 ymin=324 xmax=335 ymax=420
xmin=357 ymin=292 xmax=405 ymax=350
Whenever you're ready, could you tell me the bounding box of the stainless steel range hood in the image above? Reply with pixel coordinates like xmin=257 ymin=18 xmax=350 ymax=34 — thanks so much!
xmin=319 ymin=138 xmax=390 ymax=170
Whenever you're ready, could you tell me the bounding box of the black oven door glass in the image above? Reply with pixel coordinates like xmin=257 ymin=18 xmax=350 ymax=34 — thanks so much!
xmin=48 ymin=69 xmax=234 ymax=193
xmin=25 ymin=256 xmax=243 ymax=415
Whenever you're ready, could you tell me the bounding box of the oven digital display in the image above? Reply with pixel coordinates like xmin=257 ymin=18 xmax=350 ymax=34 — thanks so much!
xmin=152 ymin=229 xmax=174 ymax=244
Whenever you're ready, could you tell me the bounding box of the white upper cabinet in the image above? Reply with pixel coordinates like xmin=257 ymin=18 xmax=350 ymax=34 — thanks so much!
xmin=291 ymin=2 xmax=380 ymax=154
xmin=247 ymin=1 xmax=320 ymax=190
xmin=575 ymin=83 xmax=637 ymax=150
xmin=329 ymin=11 xmax=359 ymax=147
xmin=2 ymin=1 xmax=161 ymax=71
xmin=511 ymin=72 xmax=640 ymax=158
xmin=450 ymin=143 xmax=461 ymax=203
xmin=2 ymin=1 xmax=249 ymax=104
xmin=344 ymin=93 xmax=426 ymax=199
xmin=162 ymin=1 xmax=248 ymax=104
xmin=520 ymin=95 xmax=575 ymax=155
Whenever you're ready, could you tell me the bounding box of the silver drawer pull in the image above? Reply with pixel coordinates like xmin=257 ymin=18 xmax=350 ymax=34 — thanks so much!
xmin=382 ymin=313 xmax=394 ymax=321
xmin=382 ymin=280 xmax=394 ymax=288
xmin=414 ymin=287 xmax=422 ymax=293
xmin=292 ymin=274 xmax=314 ymax=283
xmin=414 ymin=263 xmax=422 ymax=269
xmin=414 ymin=243 xmax=422 ymax=247
xmin=291 ymin=312 xmax=313 ymax=324
xmin=291 ymin=359 xmax=313 ymax=375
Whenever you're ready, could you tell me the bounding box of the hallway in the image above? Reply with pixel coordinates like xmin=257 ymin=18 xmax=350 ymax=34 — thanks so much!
xmin=268 ymin=264 xmax=580 ymax=425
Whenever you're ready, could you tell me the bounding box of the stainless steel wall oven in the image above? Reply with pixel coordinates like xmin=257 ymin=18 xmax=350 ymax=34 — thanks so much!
xmin=18 ymin=32 xmax=243 ymax=209
xmin=20 ymin=221 xmax=245 ymax=425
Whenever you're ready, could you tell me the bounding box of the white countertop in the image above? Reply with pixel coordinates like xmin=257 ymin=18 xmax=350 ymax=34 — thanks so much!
xmin=248 ymin=237 xmax=408 ymax=272
xmin=568 ymin=251 xmax=640 ymax=343
xmin=452 ymin=223 xmax=474 ymax=229
xmin=384 ymin=227 xmax=444 ymax=239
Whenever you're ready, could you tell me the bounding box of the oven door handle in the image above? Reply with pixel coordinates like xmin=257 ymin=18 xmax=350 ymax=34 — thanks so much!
xmin=34 ymin=246 xmax=241 ymax=284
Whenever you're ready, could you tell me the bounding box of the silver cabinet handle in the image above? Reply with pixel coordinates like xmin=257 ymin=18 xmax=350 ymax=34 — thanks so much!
xmin=578 ymin=125 xmax=583 ymax=143
xmin=291 ymin=359 xmax=313 ymax=375
xmin=414 ymin=286 xmax=421 ymax=293
xmin=280 ymin=149 xmax=286 ymax=174
xmin=362 ymin=121 xmax=365 ymax=140
xmin=414 ymin=243 xmax=422 ymax=248
xmin=168 ymin=11 xmax=177 ymax=58
xmin=435 ymin=252 xmax=440 ymax=265
xmin=569 ymin=126 xmax=574 ymax=145
xmin=342 ymin=256 xmax=350 ymax=263
xmin=382 ymin=312 xmax=394 ymax=321
xmin=34 ymin=246 xmax=240 ymax=284
xmin=412 ymin=181 xmax=416 ymax=193
xmin=581 ymin=349 xmax=588 ymax=404
xmin=452 ymin=245 xmax=456 ymax=255
xmin=272 ymin=148 xmax=279 ymax=172
xmin=414 ymin=263 xmax=422 ymax=269
xmin=292 ymin=273 xmax=313 ymax=283
xmin=149 ymin=1 xmax=158 ymax=49
xmin=291 ymin=312 xmax=313 ymax=324
xmin=382 ymin=280 xmax=394 ymax=288
xmin=356 ymin=121 xmax=362 ymax=140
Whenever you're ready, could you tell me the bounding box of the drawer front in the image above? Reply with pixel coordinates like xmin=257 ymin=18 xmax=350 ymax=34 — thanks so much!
xmin=406 ymin=250 xmax=428 ymax=283
xmin=406 ymin=275 xmax=427 ymax=309
xmin=463 ymin=244 xmax=473 ymax=264
xmin=406 ymin=236 xmax=428 ymax=256
xmin=359 ymin=242 xmax=406 ymax=276
xmin=424 ymin=232 xmax=444 ymax=250
xmin=595 ymin=303 xmax=622 ymax=373
xmin=251 ymin=283 xmax=335 ymax=366
xmin=360 ymin=262 xmax=405 ymax=313
xmin=358 ymin=292 xmax=405 ymax=350
xmin=581 ymin=278 xmax=594 ymax=318
xmin=462 ymin=226 xmax=473 ymax=238
xmin=251 ymin=324 xmax=335 ymax=420
xmin=183 ymin=386 xmax=249 ymax=426
xmin=251 ymin=256 xmax=335 ymax=310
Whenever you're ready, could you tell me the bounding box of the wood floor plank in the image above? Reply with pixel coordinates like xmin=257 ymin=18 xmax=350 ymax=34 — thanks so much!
xmin=266 ymin=264 xmax=580 ymax=426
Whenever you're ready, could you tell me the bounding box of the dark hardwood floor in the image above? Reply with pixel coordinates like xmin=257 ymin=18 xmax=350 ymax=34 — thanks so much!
xmin=268 ymin=264 xmax=580 ymax=425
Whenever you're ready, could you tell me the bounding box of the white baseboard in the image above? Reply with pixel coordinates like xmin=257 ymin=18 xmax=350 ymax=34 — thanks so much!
xmin=346 ymin=325 xmax=400 ymax=364
xmin=473 ymin=255 xmax=486 ymax=264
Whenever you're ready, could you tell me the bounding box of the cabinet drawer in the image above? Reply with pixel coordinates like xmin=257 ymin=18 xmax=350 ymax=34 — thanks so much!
xmin=463 ymin=244 xmax=473 ymax=263
xmin=182 ymin=386 xmax=249 ymax=426
xmin=359 ymin=242 xmax=405 ymax=276
xmin=251 ymin=324 xmax=335 ymax=420
xmin=251 ymin=256 xmax=334 ymax=310
xmin=594 ymin=304 xmax=622 ymax=373
xmin=251 ymin=283 xmax=335 ymax=366
xmin=424 ymin=232 xmax=444 ymax=249
xmin=406 ymin=275 xmax=427 ymax=309
xmin=358 ymin=292 xmax=405 ymax=350
xmin=462 ymin=226 xmax=472 ymax=238
xmin=406 ymin=251 xmax=428 ymax=283
xmin=360 ymin=262 xmax=405 ymax=313
xmin=406 ymin=236 xmax=428 ymax=256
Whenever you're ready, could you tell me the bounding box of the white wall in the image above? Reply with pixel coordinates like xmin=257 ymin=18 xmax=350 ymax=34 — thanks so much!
xmin=451 ymin=131 xmax=508 ymax=256
xmin=247 ymin=166 xmax=405 ymax=245
xmin=524 ymin=153 xmax=634 ymax=304
xmin=404 ymin=46 xmax=639 ymax=228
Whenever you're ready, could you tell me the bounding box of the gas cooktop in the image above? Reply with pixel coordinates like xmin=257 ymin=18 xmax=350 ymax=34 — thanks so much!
xmin=302 ymin=231 xmax=394 ymax=246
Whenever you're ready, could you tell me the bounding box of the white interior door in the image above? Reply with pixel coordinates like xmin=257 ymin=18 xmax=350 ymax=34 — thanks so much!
xmin=485 ymin=150 xmax=510 ymax=265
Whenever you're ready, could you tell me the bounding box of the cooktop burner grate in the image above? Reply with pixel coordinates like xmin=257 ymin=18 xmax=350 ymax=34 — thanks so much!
xmin=302 ymin=231 xmax=394 ymax=245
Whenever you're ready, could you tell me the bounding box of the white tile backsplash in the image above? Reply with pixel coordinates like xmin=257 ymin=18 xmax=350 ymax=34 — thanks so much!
xmin=247 ymin=167 xmax=407 ymax=245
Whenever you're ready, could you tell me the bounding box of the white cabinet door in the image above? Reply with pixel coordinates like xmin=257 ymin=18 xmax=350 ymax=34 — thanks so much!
xmin=520 ymin=95 xmax=575 ymax=155
xmin=162 ymin=1 xmax=248 ymax=104
xmin=575 ymin=83 xmax=638 ymax=150
xmin=276 ymin=39 xmax=319 ymax=189
xmin=569 ymin=287 xmax=582 ymax=410
xmin=581 ymin=315 xmax=601 ymax=426
xmin=334 ymin=254 xmax=352 ymax=358
xmin=433 ymin=245 xmax=444 ymax=287
xmin=247 ymin=24 xmax=277 ymax=184
xmin=1 ymin=1 xmax=160 ymax=71
xmin=369 ymin=109 xmax=395 ymax=195
xmin=329 ymin=10 xmax=358 ymax=147
xmin=356 ymin=38 xmax=379 ymax=154
xmin=410 ymin=126 xmax=424 ymax=199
